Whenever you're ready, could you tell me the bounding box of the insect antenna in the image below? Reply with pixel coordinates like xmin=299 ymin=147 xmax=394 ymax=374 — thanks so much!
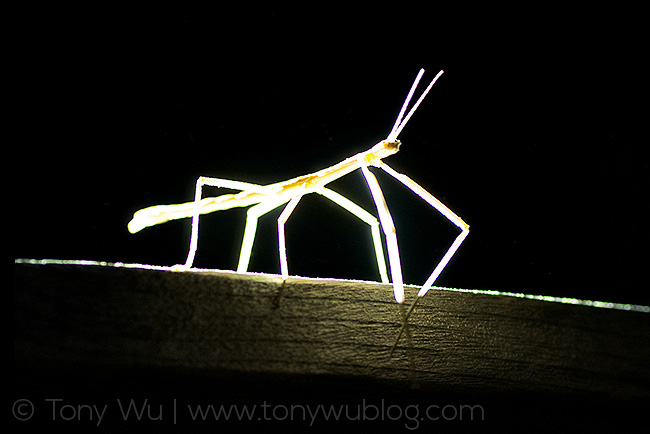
xmin=386 ymin=69 xmax=445 ymax=142
xmin=388 ymin=69 xmax=425 ymax=140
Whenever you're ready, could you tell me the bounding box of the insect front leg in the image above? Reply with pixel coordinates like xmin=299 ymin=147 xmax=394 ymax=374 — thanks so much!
xmin=376 ymin=161 xmax=469 ymax=338
xmin=377 ymin=162 xmax=469 ymax=298
xmin=358 ymin=161 xmax=405 ymax=304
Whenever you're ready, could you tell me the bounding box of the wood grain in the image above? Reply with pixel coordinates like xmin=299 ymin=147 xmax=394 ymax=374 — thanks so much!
xmin=13 ymin=261 xmax=650 ymax=430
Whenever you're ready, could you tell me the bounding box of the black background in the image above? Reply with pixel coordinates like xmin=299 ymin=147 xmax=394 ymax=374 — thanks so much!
xmin=15 ymin=6 xmax=648 ymax=307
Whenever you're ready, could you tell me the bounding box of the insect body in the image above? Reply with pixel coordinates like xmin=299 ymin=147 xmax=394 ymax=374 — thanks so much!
xmin=128 ymin=69 xmax=469 ymax=308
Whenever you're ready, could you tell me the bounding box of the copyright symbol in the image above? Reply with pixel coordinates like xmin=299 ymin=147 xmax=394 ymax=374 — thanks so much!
xmin=12 ymin=399 xmax=34 ymax=421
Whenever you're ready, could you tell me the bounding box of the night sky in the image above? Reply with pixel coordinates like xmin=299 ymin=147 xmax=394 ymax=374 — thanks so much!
xmin=15 ymin=7 xmax=648 ymax=307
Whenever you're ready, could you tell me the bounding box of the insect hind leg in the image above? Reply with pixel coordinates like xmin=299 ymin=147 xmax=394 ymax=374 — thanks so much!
xmin=175 ymin=176 xmax=267 ymax=270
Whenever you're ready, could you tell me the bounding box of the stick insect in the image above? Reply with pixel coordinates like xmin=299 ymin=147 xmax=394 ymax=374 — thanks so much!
xmin=128 ymin=68 xmax=469 ymax=323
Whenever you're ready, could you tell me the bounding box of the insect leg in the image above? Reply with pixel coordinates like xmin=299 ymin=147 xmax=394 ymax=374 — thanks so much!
xmin=358 ymin=162 xmax=405 ymax=304
xmin=128 ymin=178 xmax=266 ymax=235
xmin=237 ymin=198 xmax=289 ymax=273
xmin=316 ymin=187 xmax=389 ymax=284
xmin=181 ymin=176 xmax=266 ymax=269
xmin=277 ymin=195 xmax=303 ymax=282
xmin=377 ymin=161 xmax=469 ymax=307
xmin=374 ymin=162 xmax=469 ymax=354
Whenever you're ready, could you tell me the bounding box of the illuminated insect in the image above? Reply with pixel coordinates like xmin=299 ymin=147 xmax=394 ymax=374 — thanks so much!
xmin=128 ymin=69 xmax=469 ymax=318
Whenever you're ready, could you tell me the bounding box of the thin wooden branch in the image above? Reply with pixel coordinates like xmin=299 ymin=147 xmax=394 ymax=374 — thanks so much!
xmin=14 ymin=261 xmax=650 ymax=400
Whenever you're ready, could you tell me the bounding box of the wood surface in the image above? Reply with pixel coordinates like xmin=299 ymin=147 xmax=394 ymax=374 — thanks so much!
xmin=13 ymin=261 xmax=650 ymax=431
